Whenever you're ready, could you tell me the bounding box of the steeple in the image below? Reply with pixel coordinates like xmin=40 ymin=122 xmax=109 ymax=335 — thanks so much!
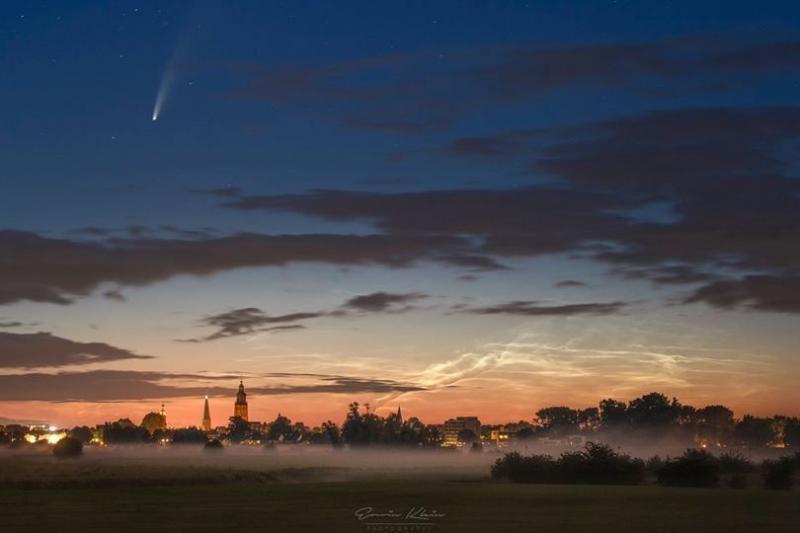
xmin=396 ymin=405 xmax=403 ymax=423
xmin=202 ymin=395 xmax=212 ymax=431
xmin=234 ymin=380 xmax=249 ymax=421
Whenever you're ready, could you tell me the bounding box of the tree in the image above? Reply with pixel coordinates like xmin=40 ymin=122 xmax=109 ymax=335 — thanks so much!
xmin=734 ymin=415 xmax=777 ymax=448
xmin=626 ymin=393 xmax=681 ymax=428
xmin=102 ymin=420 xmax=149 ymax=444
xmin=172 ymin=427 xmax=208 ymax=444
xmin=422 ymin=424 xmax=443 ymax=447
xmin=783 ymin=417 xmax=800 ymax=448
xmin=341 ymin=402 xmax=365 ymax=444
xmin=516 ymin=427 xmax=536 ymax=440
xmin=227 ymin=416 xmax=251 ymax=443
xmin=577 ymin=408 xmax=600 ymax=432
xmin=53 ymin=437 xmax=83 ymax=458
xmin=535 ymin=407 xmax=579 ymax=435
xmin=694 ymin=405 xmax=735 ymax=446
xmin=204 ymin=439 xmax=224 ymax=452
xmin=266 ymin=414 xmax=294 ymax=442
xmin=69 ymin=426 xmax=93 ymax=444
xmin=457 ymin=428 xmax=478 ymax=444
xmin=341 ymin=402 xmax=385 ymax=446
xmin=599 ymin=399 xmax=628 ymax=428
xmin=140 ymin=412 xmax=167 ymax=435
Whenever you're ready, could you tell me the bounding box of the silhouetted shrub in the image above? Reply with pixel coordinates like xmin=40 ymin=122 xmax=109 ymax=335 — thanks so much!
xmin=657 ymin=449 xmax=720 ymax=487
xmin=470 ymin=442 xmax=483 ymax=453
xmin=491 ymin=452 xmax=556 ymax=483
xmin=52 ymin=437 xmax=83 ymax=458
xmin=718 ymin=452 xmax=754 ymax=474
xmin=645 ymin=455 xmax=664 ymax=473
xmin=203 ymin=439 xmax=224 ymax=452
xmin=491 ymin=443 xmax=644 ymax=485
xmin=171 ymin=427 xmax=208 ymax=444
xmin=557 ymin=443 xmax=645 ymax=485
xmin=726 ymin=473 xmax=748 ymax=489
xmin=762 ymin=457 xmax=795 ymax=490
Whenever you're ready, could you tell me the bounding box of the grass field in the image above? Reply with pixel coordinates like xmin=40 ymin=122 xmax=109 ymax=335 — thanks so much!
xmin=1 ymin=450 xmax=798 ymax=532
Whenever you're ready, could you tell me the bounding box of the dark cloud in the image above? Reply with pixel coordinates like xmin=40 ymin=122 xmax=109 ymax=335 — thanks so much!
xmin=103 ymin=289 xmax=126 ymax=302
xmin=0 ymin=370 xmax=423 ymax=402
xmin=230 ymin=37 xmax=800 ymax=132
xmin=0 ymin=321 xmax=23 ymax=328
xmin=445 ymin=134 xmax=528 ymax=157
xmin=342 ymin=292 xmax=428 ymax=313
xmin=198 ymin=186 xmax=242 ymax=198
xmin=683 ymin=274 xmax=800 ymax=313
xmin=554 ymin=280 xmax=587 ymax=288
xmin=536 ymin=107 xmax=800 ymax=192
xmin=218 ymin=187 xmax=634 ymax=258
xmin=708 ymin=41 xmax=800 ymax=70
xmin=218 ymin=105 xmax=800 ymax=288
xmin=70 ymin=226 xmax=111 ymax=237
xmin=611 ymin=265 xmax=718 ymax=285
xmin=126 ymin=225 xmax=151 ymax=237
xmin=436 ymin=254 xmax=509 ymax=272
xmin=185 ymin=291 xmax=431 ymax=341
xmin=463 ymin=300 xmax=627 ymax=316
xmin=0 ymin=332 xmax=153 ymax=369
xmin=0 ymin=230 xmax=464 ymax=306
xmin=183 ymin=307 xmax=321 ymax=342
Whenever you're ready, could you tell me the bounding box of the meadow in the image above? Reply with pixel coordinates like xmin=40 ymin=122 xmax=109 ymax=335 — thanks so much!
xmin=1 ymin=447 xmax=797 ymax=532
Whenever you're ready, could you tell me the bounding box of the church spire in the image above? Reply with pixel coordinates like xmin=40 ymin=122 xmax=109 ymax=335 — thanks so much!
xmin=202 ymin=395 xmax=212 ymax=431
xmin=234 ymin=380 xmax=249 ymax=421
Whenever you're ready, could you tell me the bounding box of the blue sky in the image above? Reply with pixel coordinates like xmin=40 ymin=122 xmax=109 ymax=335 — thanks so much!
xmin=1 ymin=1 xmax=799 ymax=426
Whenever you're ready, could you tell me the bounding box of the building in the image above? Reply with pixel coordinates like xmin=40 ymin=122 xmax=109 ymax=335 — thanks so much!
xmin=202 ymin=396 xmax=212 ymax=431
xmin=443 ymin=416 xmax=481 ymax=446
xmin=489 ymin=427 xmax=512 ymax=445
xmin=234 ymin=380 xmax=249 ymax=421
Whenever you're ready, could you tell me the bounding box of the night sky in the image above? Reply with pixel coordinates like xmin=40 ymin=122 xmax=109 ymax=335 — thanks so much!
xmin=2 ymin=1 xmax=800 ymax=427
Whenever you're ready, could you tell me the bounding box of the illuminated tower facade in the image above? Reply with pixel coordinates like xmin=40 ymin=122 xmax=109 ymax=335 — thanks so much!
xmin=234 ymin=380 xmax=249 ymax=421
xmin=202 ymin=396 xmax=212 ymax=431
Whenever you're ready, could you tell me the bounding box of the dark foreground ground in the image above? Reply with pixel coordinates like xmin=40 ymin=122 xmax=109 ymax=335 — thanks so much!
xmin=1 ymin=451 xmax=798 ymax=532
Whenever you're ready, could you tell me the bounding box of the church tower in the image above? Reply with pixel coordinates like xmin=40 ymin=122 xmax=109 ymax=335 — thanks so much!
xmin=234 ymin=380 xmax=249 ymax=421
xmin=202 ymin=396 xmax=212 ymax=431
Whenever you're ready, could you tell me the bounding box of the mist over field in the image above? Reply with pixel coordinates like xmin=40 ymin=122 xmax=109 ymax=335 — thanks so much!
xmin=2 ymin=438 xmax=792 ymax=490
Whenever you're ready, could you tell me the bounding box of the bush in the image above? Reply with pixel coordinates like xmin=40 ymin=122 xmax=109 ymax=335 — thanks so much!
xmin=726 ymin=473 xmax=748 ymax=489
xmin=52 ymin=437 xmax=83 ymax=458
xmin=645 ymin=455 xmax=664 ymax=474
xmin=557 ymin=443 xmax=645 ymax=485
xmin=470 ymin=442 xmax=483 ymax=453
xmin=491 ymin=443 xmax=644 ymax=485
xmin=718 ymin=452 xmax=754 ymax=474
xmin=657 ymin=449 xmax=720 ymax=487
xmin=203 ymin=439 xmax=224 ymax=452
xmin=762 ymin=457 xmax=795 ymax=490
xmin=491 ymin=452 xmax=556 ymax=483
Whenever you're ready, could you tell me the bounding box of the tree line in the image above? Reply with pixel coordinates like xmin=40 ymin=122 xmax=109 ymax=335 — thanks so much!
xmin=2 ymin=392 xmax=798 ymax=449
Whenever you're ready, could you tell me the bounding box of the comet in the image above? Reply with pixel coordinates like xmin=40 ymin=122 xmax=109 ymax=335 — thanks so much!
xmin=151 ymin=62 xmax=177 ymax=122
